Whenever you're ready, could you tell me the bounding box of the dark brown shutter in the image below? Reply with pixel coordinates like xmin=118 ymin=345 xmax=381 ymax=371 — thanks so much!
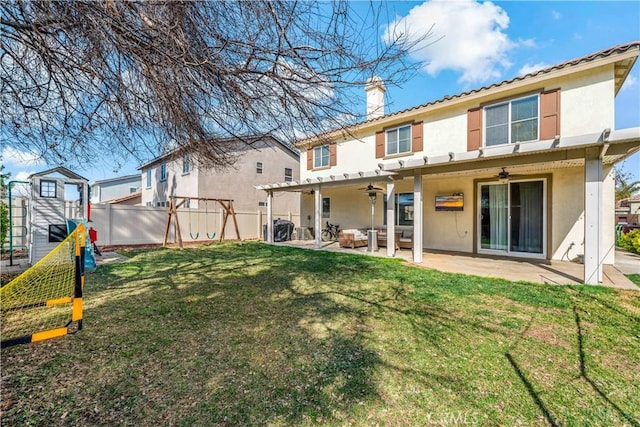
xmin=329 ymin=144 xmax=337 ymax=166
xmin=412 ymin=121 xmax=423 ymax=152
xmin=467 ymin=107 xmax=482 ymax=151
xmin=540 ymin=89 xmax=560 ymax=140
xmin=307 ymin=148 xmax=313 ymax=170
xmin=375 ymin=131 xmax=385 ymax=158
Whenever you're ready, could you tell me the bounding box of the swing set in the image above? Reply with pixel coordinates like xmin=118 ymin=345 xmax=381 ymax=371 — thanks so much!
xmin=163 ymin=196 xmax=241 ymax=249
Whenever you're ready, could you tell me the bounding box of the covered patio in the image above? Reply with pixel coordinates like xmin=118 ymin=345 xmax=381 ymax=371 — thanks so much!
xmin=272 ymin=239 xmax=639 ymax=290
xmin=259 ymin=128 xmax=640 ymax=286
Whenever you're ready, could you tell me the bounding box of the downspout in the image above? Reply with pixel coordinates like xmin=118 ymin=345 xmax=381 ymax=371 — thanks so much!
xmin=7 ymin=180 xmax=30 ymax=266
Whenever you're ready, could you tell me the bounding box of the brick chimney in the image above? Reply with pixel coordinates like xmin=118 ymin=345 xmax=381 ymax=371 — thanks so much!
xmin=365 ymin=76 xmax=386 ymax=120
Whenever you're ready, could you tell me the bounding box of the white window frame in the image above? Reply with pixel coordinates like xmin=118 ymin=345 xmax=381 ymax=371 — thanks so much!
xmin=182 ymin=154 xmax=190 ymax=174
xmin=483 ymin=94 xmax=539 ymax=147
xmin=160 ymin=164 xmax=167 ymax=182
xmin=256 ymin=162 xmax=263 ymax=174
xmin=284 ymin=168 xmax=293 ymax=182
xmin=313 ymin=145 xmax=330 ymax=168
xmin=476 ymin=178 xmax=547 ymax=259
xmin=146 ymin=170 xmax=152 ymax=188
xmin=385 ymin=124 xmax=412 ymax=156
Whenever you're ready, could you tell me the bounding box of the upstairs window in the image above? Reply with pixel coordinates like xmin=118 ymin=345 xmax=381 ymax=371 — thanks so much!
xmin=386 ymin=125 xmax=411 ymax=156
xmin=314 ymin=145 xmax=329 ymax=168
xmin=160 ymin=163 xmax=167 ymax=181
xmin=182 ymin=154 xmax=190 ymax=174
xmin=146 ymin=170 xmax=152 ymax=188
xmin=284 ymin=168 xmax=293 ymax=182
xmin=257 ymin=162 xmax=263 ymax=174
xmin=40 ymin=180 xmax=57 ymax=198
xmin=485 ymin=95 xmax=538 ymax=146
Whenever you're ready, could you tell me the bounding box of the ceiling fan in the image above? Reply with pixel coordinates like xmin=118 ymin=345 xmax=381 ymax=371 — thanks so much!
xmin=497 ymin=167 xmax=526 ymax=182
xmin=358 ymin=183 xmax=384 ymax=192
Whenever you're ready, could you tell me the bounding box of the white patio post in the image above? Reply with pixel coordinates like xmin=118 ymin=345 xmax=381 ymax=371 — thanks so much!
xmin=266 ymin=190 xmax=273 ymax=243
xmin=413 ymin=172 xmax=423 ymax=263
xmin=386 ymin=181 xmax=396 ymax=257
xmin=314 ymin=185 xmax=322 ymax=249
xmin=584 ymin=148 xmax=603 ymax=284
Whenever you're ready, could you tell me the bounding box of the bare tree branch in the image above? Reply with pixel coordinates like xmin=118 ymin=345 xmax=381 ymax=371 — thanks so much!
xmin=1 ymin=1 xmax=430 ymax=170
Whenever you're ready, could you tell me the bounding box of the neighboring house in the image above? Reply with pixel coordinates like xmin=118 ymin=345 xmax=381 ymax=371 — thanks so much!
xmin=90 ymin=174 xmax=141 ymax=204
xmin=616 ymin=194 xmax=640 ymax=225
xmin=139 ymin=135 xmax=300 ymax=214
xmin=104 ymin=191 xmax=142 ymax=206
xmin=258 ymin=42 xmax=640 ymax=285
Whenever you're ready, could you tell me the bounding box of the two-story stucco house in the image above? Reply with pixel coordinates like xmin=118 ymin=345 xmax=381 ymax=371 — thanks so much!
xmin=258 ymin=42 xmax=640 ymax=285
xmin=139 ymin=135 xmax=300 ymax=214
xmin=90 ymin=174 xmax=142 ymax=205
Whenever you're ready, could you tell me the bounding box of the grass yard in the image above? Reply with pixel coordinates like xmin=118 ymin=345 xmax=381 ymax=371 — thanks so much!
xmin=1 ymin=242 xmax=639 ymax=426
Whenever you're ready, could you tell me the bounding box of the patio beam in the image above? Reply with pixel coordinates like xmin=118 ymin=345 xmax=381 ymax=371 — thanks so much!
xmin=386 ymin=181 xmax=396 ymax=257
xmin=413 ymin=172 xmax=423 ymax=263
xmin=314 ymin=185 xmax=322 ymax=249
xmin=584 ymin=147 xmax=603 ymax=284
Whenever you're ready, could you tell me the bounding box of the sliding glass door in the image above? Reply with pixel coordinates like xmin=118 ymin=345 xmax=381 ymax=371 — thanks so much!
xmin=479 ymin=180 xmax=545 ymax=257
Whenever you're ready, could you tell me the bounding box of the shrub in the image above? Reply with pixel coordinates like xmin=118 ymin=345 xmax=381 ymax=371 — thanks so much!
xmin=618 ymin=229 xmax=640 ymax=255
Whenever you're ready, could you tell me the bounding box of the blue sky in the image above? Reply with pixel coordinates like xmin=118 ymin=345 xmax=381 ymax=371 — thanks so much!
xmin=2 ymin=0 xmax=639 ymax=184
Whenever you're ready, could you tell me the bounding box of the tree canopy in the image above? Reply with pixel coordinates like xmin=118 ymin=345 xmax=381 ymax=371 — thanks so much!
xmin=1 ymin=1 xmax=426 ymax=169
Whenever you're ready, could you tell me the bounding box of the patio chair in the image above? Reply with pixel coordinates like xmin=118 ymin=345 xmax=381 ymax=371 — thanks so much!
xmin=338 ymin=229 xmax=368 ymax=249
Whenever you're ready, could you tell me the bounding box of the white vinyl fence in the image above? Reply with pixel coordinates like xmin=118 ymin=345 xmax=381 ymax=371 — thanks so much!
xmin=89 ymin=203 xmax=300 ymax=246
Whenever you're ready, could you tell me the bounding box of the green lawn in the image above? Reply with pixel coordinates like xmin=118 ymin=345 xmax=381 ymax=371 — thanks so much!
xmin=2 ymin=242 xmax=639 ymax=426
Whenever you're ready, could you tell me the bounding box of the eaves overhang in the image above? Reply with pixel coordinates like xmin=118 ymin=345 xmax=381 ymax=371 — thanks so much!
xmin=381 ymin=127 xmax=640 ymax=176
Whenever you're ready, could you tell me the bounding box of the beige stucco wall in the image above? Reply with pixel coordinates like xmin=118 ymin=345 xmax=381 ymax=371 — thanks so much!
xmin=550 ymin=165 xmax=615 ymax=264
xmin=141 ymin=140 xmax=300 ymax=218
xmin=422 ymin=176 xmax=474 ymax=252
xmin=558 ymin=66 xmax=615 ymax=137
xmin=141 ymin=160 xmax=199 ymax=207
xmin=306 ymin=185 xmax=387 ymax=231
xmin=300 ymin=165 xmax=616 ymax=264
xmin=198 ymin=140 xmax=300 ymax=214
xmin=300 ymin=64 xmax=617 ymax=183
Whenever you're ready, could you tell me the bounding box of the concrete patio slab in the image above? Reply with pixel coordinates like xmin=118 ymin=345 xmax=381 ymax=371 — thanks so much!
xmin=275 ymin=240 xmax=639 ymax=290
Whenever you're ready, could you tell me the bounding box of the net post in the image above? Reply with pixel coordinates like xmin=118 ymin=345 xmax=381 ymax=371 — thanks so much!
xmin=73 ymin=225 xmax=85 ymax=330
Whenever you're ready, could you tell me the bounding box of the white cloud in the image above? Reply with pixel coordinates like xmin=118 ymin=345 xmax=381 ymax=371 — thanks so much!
xmin=551 ymin=10 xmax=561 ymax=20
xmin=620 ymin=75 xmax=637 ymax=91
xmin=1 ymin=146 xmax=44 ymax=167
xmin=384 ymin=0 xmax=522 ymax=84
xmin=14 ymin=171 xmax=34 ymax=181
xmin=517 ymin=38 xmax=537 ymax=48
xmin=573 ymin=33 xmax=583 ymax=40
xmin=518 ymin=62 xmax=551 ymax=76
